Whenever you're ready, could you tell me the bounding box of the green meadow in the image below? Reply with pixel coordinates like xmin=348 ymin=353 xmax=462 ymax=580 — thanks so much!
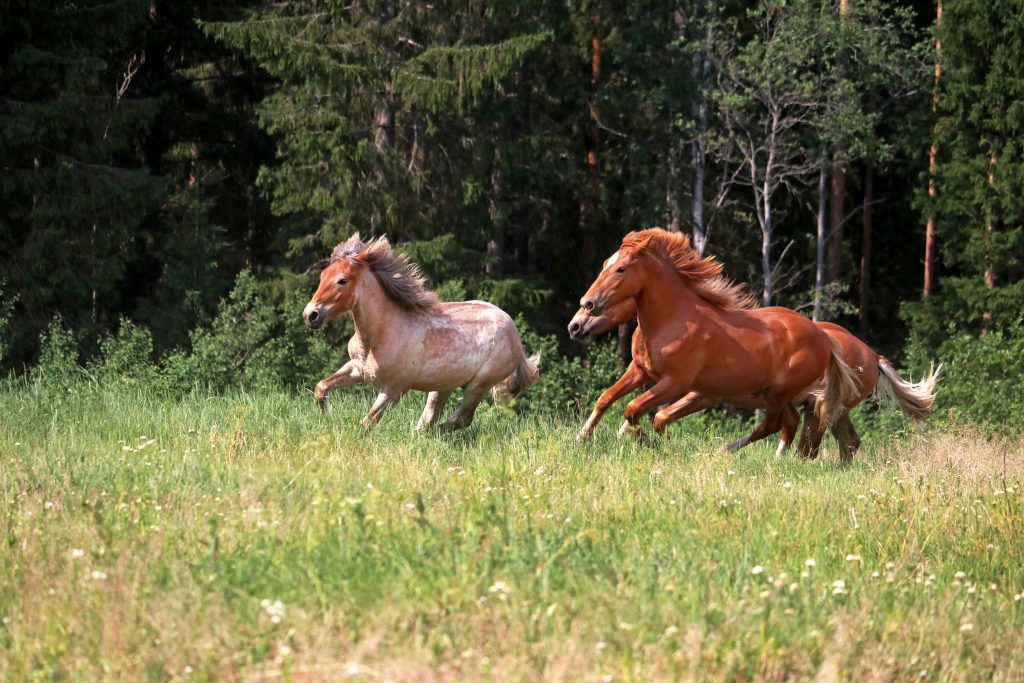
xmin=1 ymin=384 xmax=1021 ymax=682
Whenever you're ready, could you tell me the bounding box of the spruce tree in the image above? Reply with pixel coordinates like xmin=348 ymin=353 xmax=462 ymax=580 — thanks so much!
xmin=909 ymin=0 xmax=1024 ymax=341
xmin=0 ymin=0 xmax=164 ymax=365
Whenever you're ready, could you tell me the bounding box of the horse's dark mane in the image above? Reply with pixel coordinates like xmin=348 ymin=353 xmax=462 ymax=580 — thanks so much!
xmin=331 ymin=233 xmax=440 ymax=313
xmin=621 ymin=228 xmax=758 ymax=310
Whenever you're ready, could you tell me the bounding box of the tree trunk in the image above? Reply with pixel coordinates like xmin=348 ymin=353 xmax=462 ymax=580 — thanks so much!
xmin=859 ymin=158 xmax=874 ymax=337
xmin=923 ymin=0 xmax=942 ymax=297
xmin=981 ymin=151 xmax=997 ymax=333
xmin=761 ymin=212 xmax=773 ymax=307
xmin=579 ymin=15 xmax=601 ymax=275
xmin=813 ymin=160 xmax=827 ymax=321
xmin=371 ymin=81 xmax=394 ymax=235
xmin=825 ymin=0 xmax=852 ymax=296
xmin=667 ymin=133 xmax=685 ymax=233
xmin=761 ymin=168 xmax=774 ymax=307
xmin=691 ymin=35 xmax=711 ymax=254
xmin=826 ymin=154 xmax=846 ymax=291
xmin=487 ymin=162 xmax=505 ymax=278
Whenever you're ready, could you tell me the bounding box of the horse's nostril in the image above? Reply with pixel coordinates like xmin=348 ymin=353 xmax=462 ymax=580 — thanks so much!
xmin=308 ymin=309 xmax=319 ymax=321
xmin=582 ymin=299 xmax=594 ymax=312
xmin=569 ymin=322 xmax=580 ymax=334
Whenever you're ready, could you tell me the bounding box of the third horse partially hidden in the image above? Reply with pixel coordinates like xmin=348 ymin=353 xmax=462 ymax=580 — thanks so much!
xmin=577 ymin=228 xmax=862 ymax=453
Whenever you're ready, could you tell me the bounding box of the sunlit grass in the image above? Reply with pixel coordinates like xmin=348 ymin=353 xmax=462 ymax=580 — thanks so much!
xmin=0 ymin=383 xmax=1021 ymax=681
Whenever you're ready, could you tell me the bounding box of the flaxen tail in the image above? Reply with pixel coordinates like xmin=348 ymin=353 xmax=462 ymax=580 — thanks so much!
xmin=492 ymin=351 xmax=541 ymax=402
xmin=875 ymin=358 xmax=940 ymax=420
xmin=815 ymin=336 xmax=863 ymax=427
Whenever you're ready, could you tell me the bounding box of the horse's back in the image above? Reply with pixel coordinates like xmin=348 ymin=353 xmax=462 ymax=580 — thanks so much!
xmin=404 ymin=300 xmax=524 ymax=392
xmin=815 ymin=321 xmax=879 ymax=396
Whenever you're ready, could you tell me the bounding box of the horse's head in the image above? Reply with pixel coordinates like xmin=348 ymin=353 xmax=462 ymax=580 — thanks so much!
xmin=567 ymin=297 xmax=637 ymax=342
xmin=303 ymin=236 xmax=369 ymax=329
xmin=578 ymin=234 xmax=652 ymax=316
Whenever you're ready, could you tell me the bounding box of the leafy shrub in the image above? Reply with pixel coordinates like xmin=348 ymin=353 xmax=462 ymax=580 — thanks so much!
xmin=904 ymin=325 xmax=1024 ymax=432
xmin=514 ymin=315 xmax=624 ymax=415
xmin=162 ymin=271 xmax=337 ymax=392
xmin=0 ymin=279 xmax=14 ymax=367
xmin=32 ymin=316 xmax=84 ymax=390
xmin=89 ymin=318 xmax=160 ymax=388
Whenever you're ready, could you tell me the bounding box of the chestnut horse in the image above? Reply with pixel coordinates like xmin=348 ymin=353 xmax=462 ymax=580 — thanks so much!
xmin=569 ymin=301 xmax=940 ymax=460
xmin=577 ymin=228 xmax=861 ymax=452
xmin=303 ymin=234 xmax=540 ymax=430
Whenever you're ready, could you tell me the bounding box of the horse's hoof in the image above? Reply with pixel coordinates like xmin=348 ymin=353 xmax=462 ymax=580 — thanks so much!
xmin=576 ymin=429 xmax=592 ymax=442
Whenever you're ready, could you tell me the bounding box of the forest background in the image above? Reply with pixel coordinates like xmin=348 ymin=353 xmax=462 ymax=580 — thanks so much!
xmin=2 ymin=0 xmax=1022 ymax=427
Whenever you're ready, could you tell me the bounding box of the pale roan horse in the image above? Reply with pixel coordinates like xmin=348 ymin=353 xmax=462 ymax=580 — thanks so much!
xmin=303 ymin=234 xmax=540 ymax=430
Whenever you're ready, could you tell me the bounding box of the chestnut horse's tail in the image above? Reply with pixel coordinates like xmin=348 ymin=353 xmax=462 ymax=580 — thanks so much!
xmin=492 ymin=351 xmax=541 ymax=402
xmin=875 ymin=358 xmax=941 ymax=420
xmin=815 ymin=336 xmax=863 ymax=427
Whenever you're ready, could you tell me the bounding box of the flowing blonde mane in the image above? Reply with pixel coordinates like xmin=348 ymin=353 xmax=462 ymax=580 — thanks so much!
xmin=332 ymin=233 xmax=440 ymax=312
xmin=620 ymin=228 xmax=758 ymax=310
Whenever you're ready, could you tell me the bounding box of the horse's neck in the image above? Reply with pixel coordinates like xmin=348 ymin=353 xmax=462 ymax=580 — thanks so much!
xmin=635 ymin=257 xmax=710 ymax=336
xmin=350 ymin=275 xmax=412 ymax=350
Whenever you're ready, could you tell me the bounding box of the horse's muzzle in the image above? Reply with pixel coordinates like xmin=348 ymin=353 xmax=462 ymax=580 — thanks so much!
xmin=579 ymin=295 xmax=606 ymax=317
xmin=567 ymin=314 xmax=596 ymax=342
xmin=303 ymin=303 xmax=327 ymax=329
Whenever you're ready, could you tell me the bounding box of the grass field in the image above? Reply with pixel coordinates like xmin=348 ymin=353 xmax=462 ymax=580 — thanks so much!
xmin=1 ymin=382 xmax=1021 ymax=682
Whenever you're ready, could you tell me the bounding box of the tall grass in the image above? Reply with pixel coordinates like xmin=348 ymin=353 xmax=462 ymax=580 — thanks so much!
xmin=0 ymin=382 xmax=1021 ymax=681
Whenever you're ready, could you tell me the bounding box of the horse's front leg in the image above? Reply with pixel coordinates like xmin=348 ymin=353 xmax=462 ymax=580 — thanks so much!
xmin=578 ymin=361 xmax=650 ymax=441
xmin=361 ymin=387 xmax=407 ymax=429
xmin=416 ymin=391 xmax=453 ymax=431
xmin=651 ymin=392 xmax=722 ymax=434
xmin=619 ymin=375 xmax=692 ymax=440
xmin=314 ymin=360 xmax=363 ymax=411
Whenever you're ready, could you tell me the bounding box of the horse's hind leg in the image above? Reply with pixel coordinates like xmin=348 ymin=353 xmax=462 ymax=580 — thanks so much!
xmin=831 ymin=413 xmax=860 ymax=462
xmin=440 ymin=384 xmax=489 ymax=431
xmin=416 ymin=391 xmax=452 ymax=431
xmin=722 ymin=400 xmax=788 ymax=453
xmin=796 ymin=397 xmax=827 ymax=460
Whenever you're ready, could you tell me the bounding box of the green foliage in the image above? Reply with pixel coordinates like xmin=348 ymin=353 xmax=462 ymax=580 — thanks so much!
xmin=32 ymin=317 xmax=84 ymax=390
xmin=904 ymin=323 xmax=1024 ymax=432
xmin=0 ymin=280 xmax=15 ymax=367
xmin=920 ymin=0 xmax=1024 ymax=335
xmin=89 ymin=319 xmax=160 ymax=389
xmin=515 ymin=316 xmax=624 ymax=415
xmin=164 ymin=271 xmax=336 ymax=392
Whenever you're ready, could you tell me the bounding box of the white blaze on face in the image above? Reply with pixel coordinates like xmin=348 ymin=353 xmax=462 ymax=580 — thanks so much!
xmin=602 ymin=250 xmax=620 ymax=272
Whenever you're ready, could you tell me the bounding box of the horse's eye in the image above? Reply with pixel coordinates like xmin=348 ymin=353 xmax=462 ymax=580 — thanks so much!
xmin=616 ymin=267 xmax=625 ymax=274
xmin=336 ymin=278 xmax=348 ymax=286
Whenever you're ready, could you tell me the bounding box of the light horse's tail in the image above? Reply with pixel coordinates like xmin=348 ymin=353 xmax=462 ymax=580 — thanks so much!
xmin=815 ymin=336 xmax=863 ymax=427
xmin=492 ymin=351 xmax=542 ymax=401
xmin=874 ymin=358 xmax=941 ymax=420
